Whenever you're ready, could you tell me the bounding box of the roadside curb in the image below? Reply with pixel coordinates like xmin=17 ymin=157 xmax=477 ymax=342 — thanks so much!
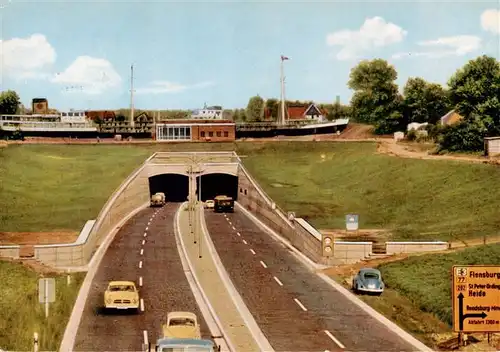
xmin=59 ymin=202 xmax=149 ymax=352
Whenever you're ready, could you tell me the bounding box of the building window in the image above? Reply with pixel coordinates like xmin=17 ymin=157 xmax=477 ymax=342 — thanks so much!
xmin=209 ymin=131 xmax=214 ymax=137
xmin=240 ymin=188 xmax=243 ymax=193
xmin=216 ymin=131 xmax=221 ymax=137
xmin=244 ymin=189 xmax=247 ymax=195
xmin=224 ymin=131 xmax=229 ymax=137
xmin=201 ymin=131 xmax=205 ymax=137
xmin=157 ymin=125 xmax=192 ymax=141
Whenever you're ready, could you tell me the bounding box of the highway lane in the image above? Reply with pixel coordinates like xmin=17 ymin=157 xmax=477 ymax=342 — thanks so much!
xmin=74 ymin=203 xmax=209 ymax=351
xmin=204 ymin=210 xmax=343 ymax=352
xmin=205 ymin=209 xmax=419 ymax=352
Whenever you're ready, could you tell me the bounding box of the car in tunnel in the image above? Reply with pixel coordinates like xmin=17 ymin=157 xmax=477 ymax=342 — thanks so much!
xmin=204 ymin=200 xmax=214 ymax=209
xmin=103 ymin=281 xmax=140 ymax=312
xmin=213 ymin=195 xmax=234 ymax=213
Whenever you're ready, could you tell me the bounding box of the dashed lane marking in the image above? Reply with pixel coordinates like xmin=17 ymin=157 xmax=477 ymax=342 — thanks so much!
xmin=140 ymin=298 xmax=145 ymax=312
xmin=145 ymin=226 xmax=149 ymax=231
xmin=143 ymin=330 xmax=148 ymax=345
xmin=324 ymin=330 xmax=345 ymax=349
xmin=236 ymin=232 xmax=241 ymax=237
xmin=139 ymin=276 xmax=143 ymax=286
xmin=140 ymin=248 xmax=144 ymax=255
xmin=143 ymin=232 xmax=147 ymax=237
xmin=142 ymin=239 xmax=145 ymax=245
xmin=232 ymin=226 xmax=236 ymax=230
xmin=139 ymin=261 xmax=143 ymax=269
xmin=260 ymin=260 xmax=267 ymax=268
xmin=250 ymin=249 xmax=256 ymax=255
xmin=243 ymin=239 xmax=248 ymax=245
xmin=294 ymin=298 xmax=307 ymax=311
xmin=273 ymin=276 xmax=283 ymax=286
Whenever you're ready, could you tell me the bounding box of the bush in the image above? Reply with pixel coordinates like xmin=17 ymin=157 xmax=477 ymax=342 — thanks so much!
xmin=406 ymin=130 xmax=417 ymax=141
xmin=438 ymin=118 xmax=487 ymax=152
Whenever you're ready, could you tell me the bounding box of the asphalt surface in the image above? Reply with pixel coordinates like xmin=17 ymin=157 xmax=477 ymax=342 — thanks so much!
xmin=74 ymin=203 xmax=210 ymax=351
xmin=204 ymin=209 xmax=420 ymax=352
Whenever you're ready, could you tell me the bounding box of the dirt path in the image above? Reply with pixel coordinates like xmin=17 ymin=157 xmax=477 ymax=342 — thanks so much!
xmin=377 ymin=139 xmax=500 ymax=165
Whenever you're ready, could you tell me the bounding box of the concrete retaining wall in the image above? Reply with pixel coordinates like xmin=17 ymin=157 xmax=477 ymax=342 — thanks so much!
xmin=334 ymin=242 xmax=373 ymax=264
xmin=386 ymin=241 xmax=448 ymax=255
xmin=236 ymin=163 xmax=326 ymax=264
xmin=0 ymin=245 xmax=20 ymax=259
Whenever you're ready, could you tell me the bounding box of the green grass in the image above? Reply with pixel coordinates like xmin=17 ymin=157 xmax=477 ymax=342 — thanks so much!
xmin=241 ymin=142 xmax=500 ymax=241
xmin=1 ymin=141 xmax=499 ymax=241
xmin=378 ymin=244 xmax=500 ymax=327
xmin=0 ymin=145 xmax=151 ymax=232
xmin=0 ymin=260 xmax=86 ymax=350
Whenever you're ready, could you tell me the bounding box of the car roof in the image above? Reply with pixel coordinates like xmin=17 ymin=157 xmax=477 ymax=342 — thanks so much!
xmin=108 ymin=281 xmax=135 ymax=286
xmin=359 ymin=268 xmax=381 ymax=274
xmin=167 ymin=311 xmax=197 ymax=320
xmin=157 ymin=337 xmax=214 ymax=347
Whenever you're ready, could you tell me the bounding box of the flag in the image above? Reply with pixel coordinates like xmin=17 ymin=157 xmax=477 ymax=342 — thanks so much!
xmin=281 ymin=55 xmax=289 ymax=61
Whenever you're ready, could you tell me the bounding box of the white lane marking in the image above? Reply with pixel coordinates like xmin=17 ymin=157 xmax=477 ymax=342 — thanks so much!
xmin=242 ymin=239 xmax=248 ymax=245
xmin=140 ymin=298 xmax=145 ymax=312
xmin=139 ymin=261 xmax=143 ymax=268
xmin=228 ymin=221 xmax=232 ymax=225
xmin=139 ymin=276 xmax=143 ymax=286
xmin=142 ymin=239 xmax=145 ymax=245
xmin=232 ymin=226 xmax=236 ymax=230
xmin=259 ymin=260 xmax=267 ymax=268
xmin=143 ymin=232 xmax=147 ymax=237
xmin=140 ymin=248 xmax=144 ymax=255
xmin=145 ymin=226 xmax=149 ymax=231
xmin=250 ymin=249 xmax=256 ymax=255
xmin=273 ymin=276 xmax=283 ymax=286
xmin=236 ymin=232 xmax=241 ymax=237
xmin=324 ymin=330 xmax=345 ymax=349
xmin=294 ymin=298 xmax=307 ymax=311
xmin=143 ymin=330 xmax=148 ymax=345
xmin=148 ymin=220 xmax=151 ymax=225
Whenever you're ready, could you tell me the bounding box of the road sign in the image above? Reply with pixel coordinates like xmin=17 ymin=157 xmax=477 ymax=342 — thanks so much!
xmin=345 ymin=214 xmax=359 ymax=231
xmin=452 ymin=265 xmax=500 ymax=333
xmin=38 ymin=278 xmax=56 ymax=303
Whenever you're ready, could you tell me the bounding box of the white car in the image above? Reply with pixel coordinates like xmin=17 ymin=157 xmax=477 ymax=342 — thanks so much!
xmin=204 ymin=200 xmax=215 ymax=209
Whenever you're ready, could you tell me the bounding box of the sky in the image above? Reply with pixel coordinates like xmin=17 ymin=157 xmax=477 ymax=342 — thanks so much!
xmin=0 ymin=0 xmax=499 ymax=111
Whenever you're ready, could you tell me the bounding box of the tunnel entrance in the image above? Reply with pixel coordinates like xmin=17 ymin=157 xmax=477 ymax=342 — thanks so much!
xmin=149 ymin=174 xmax=189 ymax=202
xmin=196 ymin=173 xmax=238 ymax=201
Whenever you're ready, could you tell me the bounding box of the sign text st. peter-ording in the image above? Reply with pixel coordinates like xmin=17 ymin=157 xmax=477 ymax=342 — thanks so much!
xmin=452 ymin=265 xmax=500 ymax=333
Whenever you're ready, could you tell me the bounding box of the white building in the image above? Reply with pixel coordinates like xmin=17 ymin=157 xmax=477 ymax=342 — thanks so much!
xmin=190 ymin=104 xmax=223 ymax=120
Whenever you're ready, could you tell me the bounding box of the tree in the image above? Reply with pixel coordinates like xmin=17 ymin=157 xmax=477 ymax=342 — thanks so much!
xmin=327 ymin=101 xmax=351 ymax=121
xmin=402 ymin=77 xmax=450 ymax=124
xmin=265 ymin=98 xmax=279 ymax=121
xmin=246 ymin=95 xmax=265 ymax=122
xmin=0 ymin=90 xmax=21 ymax=114
xmin=347 ymin=59 xmax=403 ymax=133
xmin=448 ymin=55 xmax=500 ymax=131
xmin=438 ymin=115 xmax=488 ymax=152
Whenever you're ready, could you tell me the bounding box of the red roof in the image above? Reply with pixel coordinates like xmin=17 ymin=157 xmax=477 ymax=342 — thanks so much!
xmin=264 ymin=103 xmax=327 ymax=120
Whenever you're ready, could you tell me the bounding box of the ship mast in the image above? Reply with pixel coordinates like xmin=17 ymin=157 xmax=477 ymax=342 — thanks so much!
xmin=130 ymin=64 xmax=135 ymax=127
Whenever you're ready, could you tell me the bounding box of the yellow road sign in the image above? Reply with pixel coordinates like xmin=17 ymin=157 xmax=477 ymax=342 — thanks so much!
xmin=452 ymin=265 xmax=500 ymax=332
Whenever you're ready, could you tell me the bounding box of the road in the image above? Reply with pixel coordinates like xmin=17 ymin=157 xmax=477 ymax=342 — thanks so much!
xmin=74 ymin=203 xmax=210 ymax=351
xmin=204 ymin=209 xmax=419 ymax=352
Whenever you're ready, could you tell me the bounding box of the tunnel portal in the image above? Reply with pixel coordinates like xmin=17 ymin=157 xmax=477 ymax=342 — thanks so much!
xmin=148 ymin=174 xmax=189 ymax=202
xmin=196 ymin=173 xmax=238 ymax=201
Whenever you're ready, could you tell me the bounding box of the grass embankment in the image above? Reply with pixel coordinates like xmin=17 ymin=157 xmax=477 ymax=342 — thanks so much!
xmin=241 ymin=142 xmax=500 ymax=241
xmin=0 ymin=144 xmax=151 ymax=232
xmin=0 ymin=260 xmax=86 ymax=350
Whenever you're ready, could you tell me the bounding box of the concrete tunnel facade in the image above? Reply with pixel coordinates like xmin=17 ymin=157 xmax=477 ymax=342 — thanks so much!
xmin=148 ymin=173 xmax=238 ymax=202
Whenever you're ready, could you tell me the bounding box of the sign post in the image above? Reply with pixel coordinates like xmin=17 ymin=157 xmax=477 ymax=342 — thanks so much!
xmin=452 ymin=265 xmax=500 ymax=338
xmin=38 ymin=278 xmax=56 ymax=318
xmin=345 ymin=214 xmax=359 ymax=232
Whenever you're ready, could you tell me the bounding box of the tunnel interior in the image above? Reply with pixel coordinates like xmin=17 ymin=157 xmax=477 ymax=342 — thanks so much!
xmin=149 ymin=174 xmax=189 ymax=202
xmin=196 ymin=173 xmax=238 ymax=201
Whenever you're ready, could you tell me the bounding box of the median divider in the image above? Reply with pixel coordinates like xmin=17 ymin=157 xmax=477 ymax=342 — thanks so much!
xmin=174 ymin=202 xmax=262 ymax=352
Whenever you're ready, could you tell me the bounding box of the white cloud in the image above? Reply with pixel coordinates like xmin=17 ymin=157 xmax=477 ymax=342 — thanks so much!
xmin=51 ymin=56 xmax=122 ymax=94
xmin=0 ymin=34 xmax=56 ymax=80
xmin=135 ymin=80 xmax=214 ymax=95
xmin=326 ymin=16 xmax=407 ymax=60
xmin=392 ymin=35 xmax=481 ymax=59
xmin=481 ymin=9 xmax=500 ymax=35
